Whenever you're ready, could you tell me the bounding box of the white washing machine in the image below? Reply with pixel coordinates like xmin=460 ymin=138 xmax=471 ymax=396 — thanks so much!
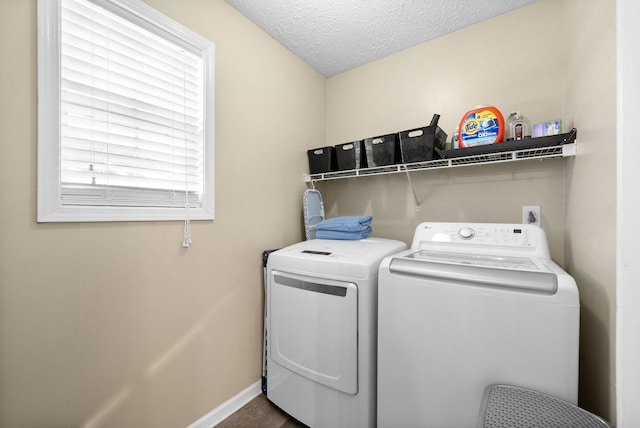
xmin=377 ymin=222 xmax=580 ymax=428
xmin=266 ymin=237 xmax=407 ymax=428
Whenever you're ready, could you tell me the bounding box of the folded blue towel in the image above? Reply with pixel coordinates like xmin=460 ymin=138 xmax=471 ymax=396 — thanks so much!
xmin=316 ymin=226 xmax=372 ymax=240
xmin=316 ymin=216 xmax=373 ymax=232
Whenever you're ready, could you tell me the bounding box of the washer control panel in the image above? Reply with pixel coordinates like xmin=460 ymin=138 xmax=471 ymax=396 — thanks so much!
xmin=451 ymin=225 xmax=532 ymax=246
xmin=411 ymin=223 xmax=549 ymax=257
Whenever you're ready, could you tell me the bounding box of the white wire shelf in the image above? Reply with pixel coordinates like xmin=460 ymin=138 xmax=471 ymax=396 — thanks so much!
xmin=305 ymin=139 xmax=576 ymax=183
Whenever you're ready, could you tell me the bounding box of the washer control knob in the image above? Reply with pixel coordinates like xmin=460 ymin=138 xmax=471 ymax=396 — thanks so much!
xmin=458 ymin=227 xmax=475 ymax=240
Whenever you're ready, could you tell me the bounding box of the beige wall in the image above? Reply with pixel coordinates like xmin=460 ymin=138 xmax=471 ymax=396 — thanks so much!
xmin=0 ymin=0 xmax=618 ymax=426
xmin=323 ymin=0 xmax=616 ymax=422
xmin=324 ymin=1 xmax=566 ymax=260
xmin=0 ymin=0 xmax=325 ymax=427
xmin=563 ymin=0 xmax=617 ymax=422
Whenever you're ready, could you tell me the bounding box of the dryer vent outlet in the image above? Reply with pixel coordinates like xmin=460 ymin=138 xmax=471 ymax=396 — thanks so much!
xmin=523 ymin=205 xmax=541 ymax=227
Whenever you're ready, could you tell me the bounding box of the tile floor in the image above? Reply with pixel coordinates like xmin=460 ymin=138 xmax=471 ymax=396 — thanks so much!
xmin=216 ymin=394 xmax=307 ymax=428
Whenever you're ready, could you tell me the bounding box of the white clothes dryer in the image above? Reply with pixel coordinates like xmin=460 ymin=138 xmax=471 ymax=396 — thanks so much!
xmin=377 ymin=222 xmax=579 ymax=428
xmin=266 ymin=237 xmax=406 ymax=428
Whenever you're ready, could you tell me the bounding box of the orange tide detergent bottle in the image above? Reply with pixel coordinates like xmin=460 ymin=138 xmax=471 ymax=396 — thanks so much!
xmin=458 ymin=106 xmax=505 ymax=148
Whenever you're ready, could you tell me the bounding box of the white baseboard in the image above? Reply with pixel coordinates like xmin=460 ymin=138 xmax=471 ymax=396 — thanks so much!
xmin=187 ymin=380 xmax=262 ymax=428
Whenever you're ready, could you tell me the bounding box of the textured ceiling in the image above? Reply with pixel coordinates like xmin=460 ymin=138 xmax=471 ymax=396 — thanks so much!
xmin=224 ymin=0 xmax=537 ymax=77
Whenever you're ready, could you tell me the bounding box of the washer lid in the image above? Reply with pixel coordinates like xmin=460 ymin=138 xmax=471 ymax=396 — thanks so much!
xmin=389 ymin=251 xmax=558 ymax=294
xmin=408 ymin=250 xmax=546 ymax=272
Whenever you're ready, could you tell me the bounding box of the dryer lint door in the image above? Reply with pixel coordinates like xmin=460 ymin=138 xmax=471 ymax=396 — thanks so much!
xmin=270 ymin=271 xmax=358 ymax=394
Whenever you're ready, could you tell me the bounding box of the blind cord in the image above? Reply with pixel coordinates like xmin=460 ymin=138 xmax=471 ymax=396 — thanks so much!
xmin=182 ymin=201 xmax=192 ymax=247
xmin=181 ymin=51 xmax=192 ymax=248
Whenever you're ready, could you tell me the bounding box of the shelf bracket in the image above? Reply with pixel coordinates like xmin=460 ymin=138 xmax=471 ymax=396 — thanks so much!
xmin=405 ymin=170 xmax=425 ymax=210
xmin=563 ymin=142 xmax=577 ymax=157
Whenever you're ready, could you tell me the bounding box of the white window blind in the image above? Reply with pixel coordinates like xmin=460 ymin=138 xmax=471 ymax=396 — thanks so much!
xmin=37 ymin=0 xmax=215 ymax=222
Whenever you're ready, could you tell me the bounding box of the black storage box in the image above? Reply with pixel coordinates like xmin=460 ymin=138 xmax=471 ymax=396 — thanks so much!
xmin=307 ymin=146 xmax=336 ymax=174
xmin=363 ymin=133 xmax=399 ymax=167
xmin=399 ymin=114 xmax=448 ymax=163
xmin=335 ymin=140 xmax=366 ymax=170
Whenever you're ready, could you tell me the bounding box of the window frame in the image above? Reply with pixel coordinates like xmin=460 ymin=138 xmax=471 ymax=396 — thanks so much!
xmin=37 ymin=0 xmax=215 ymax=222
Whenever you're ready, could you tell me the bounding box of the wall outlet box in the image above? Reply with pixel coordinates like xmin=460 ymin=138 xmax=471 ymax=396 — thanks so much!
xmin=523 ymin=205 xmax=541 ymax=226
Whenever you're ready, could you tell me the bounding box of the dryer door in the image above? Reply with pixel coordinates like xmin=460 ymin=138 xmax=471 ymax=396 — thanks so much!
xmin=270 ymin=270 xmax=358 ymax=394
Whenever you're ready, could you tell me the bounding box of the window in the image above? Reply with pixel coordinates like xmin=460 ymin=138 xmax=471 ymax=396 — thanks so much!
xmin=37 ymin=0 xmax=215 ymax=222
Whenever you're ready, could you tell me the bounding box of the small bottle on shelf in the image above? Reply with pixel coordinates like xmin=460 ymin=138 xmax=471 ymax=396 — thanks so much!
xmin=506 ymin=112 xmax=532 ymax=141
